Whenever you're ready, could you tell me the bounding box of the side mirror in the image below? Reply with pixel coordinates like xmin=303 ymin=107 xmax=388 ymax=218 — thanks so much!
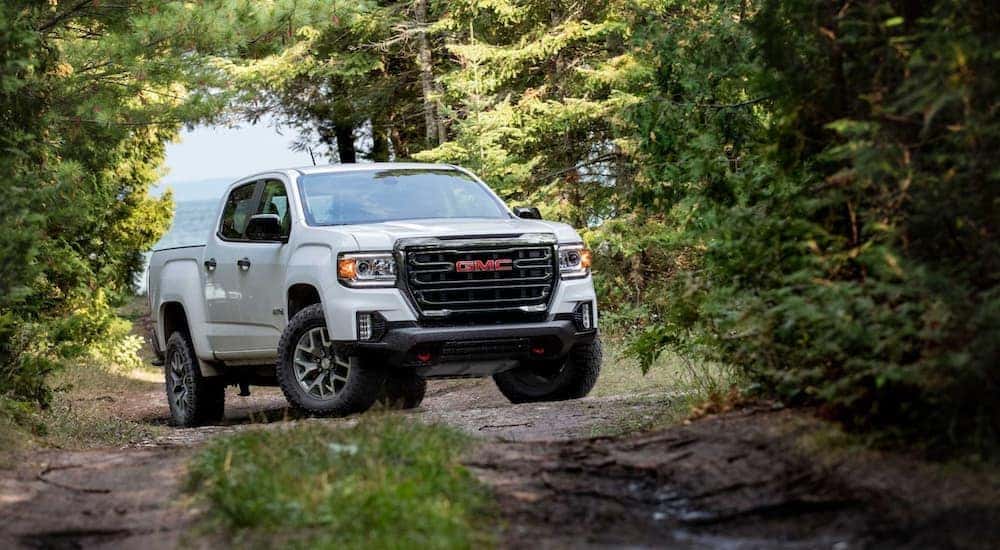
xmin=513 ymin=206 xmax=542 ymax=220
xmin=246 ymin=214 xmax=286 ymax=242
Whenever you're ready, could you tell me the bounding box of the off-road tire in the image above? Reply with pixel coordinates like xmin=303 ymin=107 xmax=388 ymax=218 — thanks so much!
xmin=379 ymin=372 xmax=427 ymax=409
xmin=494 ymin=336 xmax=602 ymax=404
xmin=165 ymin=331 xmax=225 ymax=427
xmin=276 ymin=304 xmax=385 ymax=416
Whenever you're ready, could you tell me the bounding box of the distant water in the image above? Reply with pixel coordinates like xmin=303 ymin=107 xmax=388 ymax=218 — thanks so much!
xmin=154 ymin=199 xmax=219 ymax=249
xmin=136 ymin=199 xmax=219 ymax=293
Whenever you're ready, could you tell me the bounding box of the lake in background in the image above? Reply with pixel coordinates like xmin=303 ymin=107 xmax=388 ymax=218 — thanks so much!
xmin=155 ymin=199 xmax=219 ymax=249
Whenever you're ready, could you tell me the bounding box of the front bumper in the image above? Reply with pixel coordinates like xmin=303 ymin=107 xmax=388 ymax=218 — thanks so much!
xmin=345 ymin=319 xmax=597 ymax=378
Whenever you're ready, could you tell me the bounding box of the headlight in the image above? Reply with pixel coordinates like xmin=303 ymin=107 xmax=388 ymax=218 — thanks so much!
xmin=558 ymin=244 xmax=592 ymax=279
xmin=338 ymin=252 xmax=397 ymax=287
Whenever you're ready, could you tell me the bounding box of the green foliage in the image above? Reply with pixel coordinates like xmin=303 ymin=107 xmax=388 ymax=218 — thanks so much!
xmin=618 ymin=0 xmax=999 ymax=455
xmin=0 ymin=1 xmax=177 ymax=408
xmin=746 ymin=0 xmax=999 ymax=452
xmin=187 ymin=416 xmax=493 ymax=549
xmin=417 ymin=0 xmax=632 ymax=224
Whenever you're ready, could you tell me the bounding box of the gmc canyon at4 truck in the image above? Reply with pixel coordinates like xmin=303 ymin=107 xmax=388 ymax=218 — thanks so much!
xmin=148 ymin=163 xmax=600 ymax=426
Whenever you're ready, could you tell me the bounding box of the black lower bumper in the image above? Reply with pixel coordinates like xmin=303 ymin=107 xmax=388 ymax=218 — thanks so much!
xmin=348 ymin=320 xmax=597 ymax=378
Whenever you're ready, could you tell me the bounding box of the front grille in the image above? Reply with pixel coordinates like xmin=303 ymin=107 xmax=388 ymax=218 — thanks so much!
xmin=402 ymin=240 xmax=557 ymax=318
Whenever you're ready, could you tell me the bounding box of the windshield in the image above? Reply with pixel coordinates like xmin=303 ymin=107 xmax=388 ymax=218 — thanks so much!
xmin=297 ymin=169 xmax=510 ymax=226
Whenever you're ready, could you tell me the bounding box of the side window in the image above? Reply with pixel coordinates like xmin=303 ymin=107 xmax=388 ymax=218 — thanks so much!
xmin=218 ymin=182 xmax=258 ymax=240
xmin=256 ymin=179 xmax=291 ymax=238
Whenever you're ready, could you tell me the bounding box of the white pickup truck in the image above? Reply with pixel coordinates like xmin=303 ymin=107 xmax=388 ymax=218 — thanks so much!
xmin=147 ymin=163 xmax=600 ymax=426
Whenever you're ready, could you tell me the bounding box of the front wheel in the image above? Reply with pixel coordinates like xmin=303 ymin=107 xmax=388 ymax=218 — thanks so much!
xmin=276 ymin=304 xmax=385 ymax=416
xmin=493 ymin=337 xmax=602 ymax=404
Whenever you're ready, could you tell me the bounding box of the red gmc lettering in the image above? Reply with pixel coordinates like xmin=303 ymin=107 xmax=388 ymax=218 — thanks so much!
xmin=455 ymin=258 xmax=514 ymax=272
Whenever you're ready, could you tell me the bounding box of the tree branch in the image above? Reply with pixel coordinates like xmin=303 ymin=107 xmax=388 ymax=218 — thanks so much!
xmin=35 ymin=0 xmax=94 ymax=33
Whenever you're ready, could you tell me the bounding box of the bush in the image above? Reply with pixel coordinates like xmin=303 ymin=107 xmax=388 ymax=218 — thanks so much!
xmin=0 ymin=3 xmax=172 ymax=412
xmin=616 ymin=0 xmax=999 ymax=456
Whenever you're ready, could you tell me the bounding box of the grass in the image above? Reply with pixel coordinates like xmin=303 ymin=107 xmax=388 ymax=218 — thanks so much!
xmin=587 ymin=334 xmax=742 ymax=436
xmin=0 ymin=397 xmax=46 ymax=467
xmin=186 ymin=415 xmax=494 ymax=549
xmin=0 ymin=360 xmax=162 ymax=465
xmin=32 ymin=295 xmax=164 ymax=450
xmin=591 ymin=340 xmax=736 ymax=398
xmin=41 ymin=360 xmax=164 ymax=449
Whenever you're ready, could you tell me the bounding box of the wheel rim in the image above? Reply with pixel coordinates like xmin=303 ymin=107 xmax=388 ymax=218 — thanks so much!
xmin=293 ymin=327 xmax=350 ymax=400
xmin=167 ymin=350 xmax=189 ymax=418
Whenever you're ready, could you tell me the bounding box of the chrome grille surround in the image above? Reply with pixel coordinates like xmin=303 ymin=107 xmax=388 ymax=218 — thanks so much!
xmin=396 ymin=234 xmax=558 ymax=319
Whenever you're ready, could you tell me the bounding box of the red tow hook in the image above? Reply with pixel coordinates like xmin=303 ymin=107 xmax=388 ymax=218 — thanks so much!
xmin=416 ymin=351 xmax=433 ymax=363
xmin=531 ymin=346 xmax=546 ymax=356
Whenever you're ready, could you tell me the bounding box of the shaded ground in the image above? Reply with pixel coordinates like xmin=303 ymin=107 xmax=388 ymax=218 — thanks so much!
xmin=471 ymin=407 xmax=1000 ymax=549
xmin=1 ymin=378 xmax=998 ymax=549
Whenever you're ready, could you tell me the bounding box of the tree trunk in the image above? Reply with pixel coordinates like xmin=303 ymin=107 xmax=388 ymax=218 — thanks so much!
xmin=433 ymin=80 xmax=447 ymax=144
xmin=389 ymin=123 xmax=410 ymax=159
xmin=335 ymin=122 xmax=356 ymax=164
xmin=370 ymin=118 xmax=390 ymax=161
xmin=415 ymin=0 xmax=440 ymax=147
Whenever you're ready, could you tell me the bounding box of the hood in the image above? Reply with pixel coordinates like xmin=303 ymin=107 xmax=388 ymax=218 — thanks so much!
xmin=321 ymin=218 xmax=582 ymax=250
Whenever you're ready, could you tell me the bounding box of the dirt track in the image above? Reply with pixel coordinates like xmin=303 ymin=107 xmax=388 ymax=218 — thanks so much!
xmin=1 ymin=379 xmax=998 ymax=549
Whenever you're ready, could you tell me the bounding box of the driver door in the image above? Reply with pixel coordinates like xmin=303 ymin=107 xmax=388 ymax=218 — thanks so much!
xmin=203 ymin=178 xmax=290 ymax=358
xmin=235 ymin=179 xmax=292 ymax=356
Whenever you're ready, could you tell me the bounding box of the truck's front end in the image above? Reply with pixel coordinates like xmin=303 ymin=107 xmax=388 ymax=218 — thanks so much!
xmin=337 ymin=233 xmax=598 ymax=380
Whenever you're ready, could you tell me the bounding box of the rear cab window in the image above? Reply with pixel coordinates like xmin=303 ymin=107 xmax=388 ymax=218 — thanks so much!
xmin=218 ymin=182 xmax=258 ymax=240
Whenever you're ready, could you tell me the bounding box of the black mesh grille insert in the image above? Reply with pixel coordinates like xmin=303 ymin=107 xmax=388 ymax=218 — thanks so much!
xmin=439 ymin=338 xmax=531 ymax=362
xmin=403 ymin=243 xmax=556 ymax=317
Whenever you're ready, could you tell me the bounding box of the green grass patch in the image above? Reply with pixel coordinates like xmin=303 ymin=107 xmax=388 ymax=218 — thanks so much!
xmin=586 ymin=336 xmax=743 ymax=437
xmin=592 ymin=341 xmax=736 ymax=399
xmin=0 ymin=397 xmax=45 ymax=467
xmin=40 ymin=361 xmax=162 ymax=449
xmin=186 ymin=415 xmax=494 ymax=549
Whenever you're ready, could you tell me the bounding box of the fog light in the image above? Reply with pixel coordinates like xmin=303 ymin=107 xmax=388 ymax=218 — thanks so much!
xmin=572 ymin=302 xmax=594 ymax=331
xmin=357 ymin=313 xmax=372 ymax=340
xmin=580 ymin=303 xmax=592 ymax=330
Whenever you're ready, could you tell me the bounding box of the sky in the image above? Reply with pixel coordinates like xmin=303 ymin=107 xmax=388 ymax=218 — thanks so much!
xmin=154 ymin=118 xmax=315 ymax=201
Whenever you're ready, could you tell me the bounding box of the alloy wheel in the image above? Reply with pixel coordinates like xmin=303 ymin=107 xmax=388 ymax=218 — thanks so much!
xmin=168 ymin=350 xmax=189 ymax=417
xmin=293 ymin=327 xmax=351 ymax=400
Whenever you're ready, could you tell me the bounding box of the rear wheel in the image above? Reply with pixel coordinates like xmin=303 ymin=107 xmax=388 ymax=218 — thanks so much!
xmin=493 ymin=337 xmax=602 ymax=404
xmin=379 ymin=372 xmax=427 ymax=409
xmin=276 ymin=304 xmax=385 ymax=416
xmin=164 ymin=331 xmax=225 ymax=427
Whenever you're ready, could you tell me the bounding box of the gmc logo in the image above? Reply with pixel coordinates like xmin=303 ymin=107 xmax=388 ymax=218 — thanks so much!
xmin=455 ymin=258 xmax=513 ymax=272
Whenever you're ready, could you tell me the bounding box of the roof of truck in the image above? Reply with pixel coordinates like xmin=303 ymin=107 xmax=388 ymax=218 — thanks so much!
xmin=291 ymin=162 xmax=460 ymax=175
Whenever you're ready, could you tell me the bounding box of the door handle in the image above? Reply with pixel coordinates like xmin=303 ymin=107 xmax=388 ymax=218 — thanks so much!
xmin=237 ymin=257 xmax=252 ymax=271
xmin=204 ymin=258 xmax=217 ymax=272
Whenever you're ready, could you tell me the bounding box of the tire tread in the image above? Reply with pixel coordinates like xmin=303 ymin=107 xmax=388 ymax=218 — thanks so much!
xmin=166 ymin=331 xmax=225 ymax=427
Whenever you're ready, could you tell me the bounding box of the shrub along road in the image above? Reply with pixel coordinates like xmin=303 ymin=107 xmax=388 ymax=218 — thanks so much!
xmin=1 ymin=379 xmax=997 ymax=549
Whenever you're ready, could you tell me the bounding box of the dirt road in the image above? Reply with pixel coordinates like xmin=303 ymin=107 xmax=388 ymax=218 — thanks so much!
xmin=1 ymin=379 xmax=997 ymax=549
